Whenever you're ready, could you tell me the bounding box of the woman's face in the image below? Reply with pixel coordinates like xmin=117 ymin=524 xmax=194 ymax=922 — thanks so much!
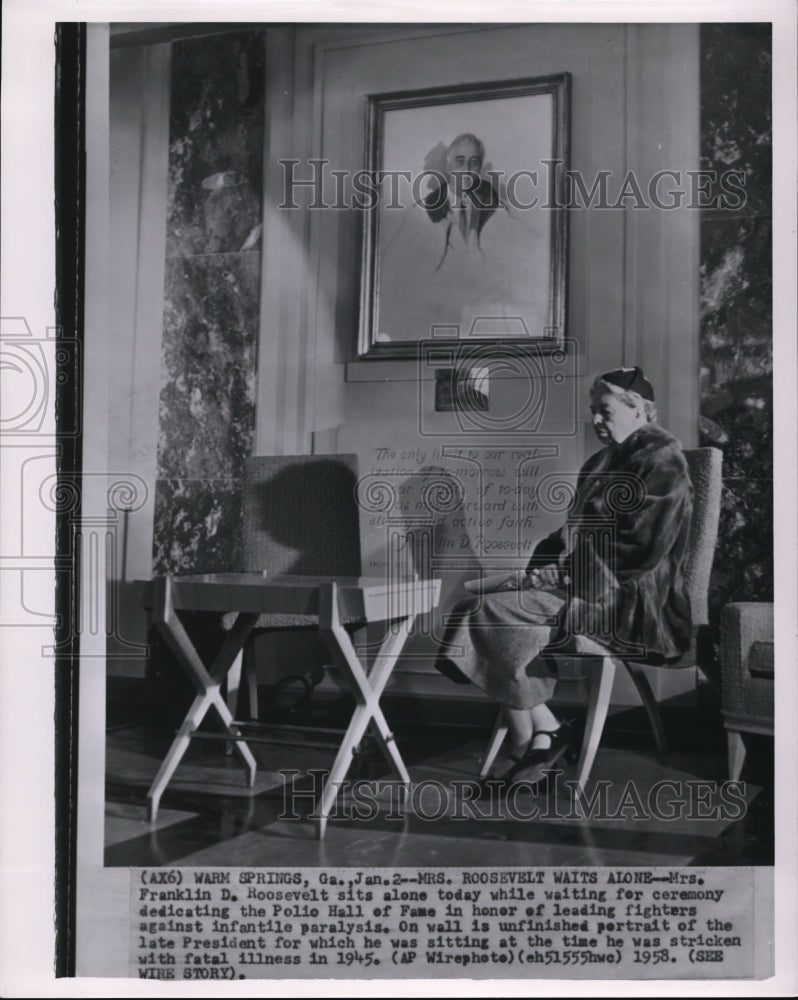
xmin=590 ymin=390 xmax=644 ymax=445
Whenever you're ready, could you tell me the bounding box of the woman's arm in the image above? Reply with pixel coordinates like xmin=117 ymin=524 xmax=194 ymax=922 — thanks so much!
xmin=525 ymin=447 xmax=610 ymax=576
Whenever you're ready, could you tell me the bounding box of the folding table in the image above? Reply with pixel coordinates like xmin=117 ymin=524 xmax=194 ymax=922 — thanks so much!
xmin=140 ymin=572 xmax=441 ymax=837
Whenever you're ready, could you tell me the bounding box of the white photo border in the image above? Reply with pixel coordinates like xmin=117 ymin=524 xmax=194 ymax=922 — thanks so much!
xmin=0 ymin=1 xmax=795 ymax=997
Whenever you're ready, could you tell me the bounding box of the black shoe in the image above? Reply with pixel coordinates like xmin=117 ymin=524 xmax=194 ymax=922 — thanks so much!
xmin=506 ymin=721 xmax=577 ymax=788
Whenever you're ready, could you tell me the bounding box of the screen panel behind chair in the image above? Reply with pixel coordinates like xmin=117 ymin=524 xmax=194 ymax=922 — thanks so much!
xmin=240 ymin=454 xmax=363 ymax=697
xmin=242 ymin=454 xmax=362 ymax=577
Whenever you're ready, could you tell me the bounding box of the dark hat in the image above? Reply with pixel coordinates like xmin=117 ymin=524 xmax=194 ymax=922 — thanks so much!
xmin=597 ymin=366 xmax=655 ymax=402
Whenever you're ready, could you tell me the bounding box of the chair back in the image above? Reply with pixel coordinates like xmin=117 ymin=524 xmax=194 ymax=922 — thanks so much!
xmin=682 ymin=447 xmax=723 ymax=627
xmin=242 ymin=454 xmax=361 ymax=577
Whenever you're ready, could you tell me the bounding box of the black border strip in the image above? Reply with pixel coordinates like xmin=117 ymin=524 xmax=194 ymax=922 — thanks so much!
xmin=54 ymin=21 xmax=85 ymax=979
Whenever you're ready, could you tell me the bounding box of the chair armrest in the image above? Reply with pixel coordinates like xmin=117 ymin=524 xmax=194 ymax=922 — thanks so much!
xmin=748 ymin=641 xmax=774 ymax=679
xmin=720 ymin=602 xmax=774 ymax=716
xmin=720 ymin=603 xmax=774 ymax=667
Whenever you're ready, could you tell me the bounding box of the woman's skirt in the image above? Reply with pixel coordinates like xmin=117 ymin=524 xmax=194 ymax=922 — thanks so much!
xmin=435 ymin=587 xmax=566 ymax=709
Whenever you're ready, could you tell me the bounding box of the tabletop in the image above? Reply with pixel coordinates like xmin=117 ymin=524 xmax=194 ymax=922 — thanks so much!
xmin=139 ymin=572 xmax=441 ymax=621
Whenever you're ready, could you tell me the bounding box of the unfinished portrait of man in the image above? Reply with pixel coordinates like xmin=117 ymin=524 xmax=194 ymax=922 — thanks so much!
xmin=376 ymin=127 xmax=549 ymax=343
xmin=420 ymin=133 xmax=503 ymax=269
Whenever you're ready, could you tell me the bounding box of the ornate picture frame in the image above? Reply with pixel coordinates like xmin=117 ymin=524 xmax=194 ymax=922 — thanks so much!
xmin=358 ymin=74 xmax=570 ymax=359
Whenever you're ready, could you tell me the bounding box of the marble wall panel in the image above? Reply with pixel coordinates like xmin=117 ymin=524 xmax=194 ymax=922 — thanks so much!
xmin=152 ymin=477 xmax=244 ymax=575
xmin=699 ymin=24 xmax=772 ymax=219
xmin=152 ymin=28 xmax=265 ymax=579
xmin=700 ymin=24 xmax=772 ymax=618
xmin=167 ymin=29 xmax=265 ymax=257
xmin=715 ymin=478 xmax=773 ymax=606
xmin=158 ymin=253 xmax=259 ymax=480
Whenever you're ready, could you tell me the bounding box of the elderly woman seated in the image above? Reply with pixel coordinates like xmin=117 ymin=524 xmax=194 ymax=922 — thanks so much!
xmin=436 ymin=366 xmax=693 ymax=788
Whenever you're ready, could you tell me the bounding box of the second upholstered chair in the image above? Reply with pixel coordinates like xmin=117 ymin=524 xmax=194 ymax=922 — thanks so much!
xmin=720 ymin=601 xmax=774 ymax=780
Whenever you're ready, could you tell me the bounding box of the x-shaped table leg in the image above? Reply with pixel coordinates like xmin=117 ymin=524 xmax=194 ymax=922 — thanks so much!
xmin=146 ymin=576 xmax=261 ymax=822
xmin=317 ymin=582 xmax=416 ymax=838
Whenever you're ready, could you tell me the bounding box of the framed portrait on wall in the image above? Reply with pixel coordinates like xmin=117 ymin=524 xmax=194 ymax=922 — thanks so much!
xmin=358 ymin=73 xmax=570 ymax=359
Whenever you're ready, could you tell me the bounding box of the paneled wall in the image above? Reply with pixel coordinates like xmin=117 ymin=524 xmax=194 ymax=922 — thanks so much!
xmin=254 ymin=23 xmax=701 ymax=702
xmin=107 ymin=29 xmax=265 ymax=675
xmin=256 ymin=24 xmax=700 ymax=456
xmin=107 ymin=40 xmax=171 ymax=674
xmin=107 ymin=24 xmax=704 ymax=703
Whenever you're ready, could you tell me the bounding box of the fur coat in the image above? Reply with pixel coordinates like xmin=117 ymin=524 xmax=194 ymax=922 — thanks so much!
xmin=529 ymin=422 xmax=693 ymax=664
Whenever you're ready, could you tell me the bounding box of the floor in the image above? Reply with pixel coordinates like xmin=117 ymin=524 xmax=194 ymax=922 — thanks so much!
xmin=104 ymin=689 xmax=773 ymax=869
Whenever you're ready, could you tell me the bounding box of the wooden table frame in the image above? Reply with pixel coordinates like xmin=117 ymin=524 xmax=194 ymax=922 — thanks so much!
xmin=143 ymin=573 xmax=440 ymax=837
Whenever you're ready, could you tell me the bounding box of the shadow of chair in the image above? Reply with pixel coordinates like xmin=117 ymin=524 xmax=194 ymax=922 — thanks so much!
xmin=224 ymin=454 xmax=363 ymax=721
xmin=720 ymin=602 xmax=774 ymax=780
xmin=480 ymin=446 xmax=723 ymax=793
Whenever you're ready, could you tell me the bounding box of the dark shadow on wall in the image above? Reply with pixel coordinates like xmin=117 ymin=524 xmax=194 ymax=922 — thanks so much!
xmin=390 ymin=465 xmax=481 ymax=667
xmin=244 ymin=457 xmax=361 ymax=578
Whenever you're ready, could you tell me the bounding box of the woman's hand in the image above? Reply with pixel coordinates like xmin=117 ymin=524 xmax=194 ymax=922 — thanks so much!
xmin=527 ymin=564 xmax=561 ymax=589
